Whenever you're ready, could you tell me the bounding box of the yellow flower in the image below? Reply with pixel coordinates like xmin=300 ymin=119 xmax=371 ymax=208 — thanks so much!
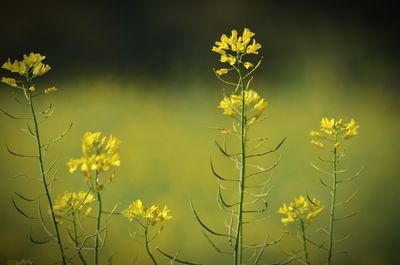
xmin=321 ymin=117 xmax=335 ymax=135
xmin=344 ymin=119 xmax=359 ymax=139
xmin=53 ymin=191 xmax=95 ymax=223
xmin=67 ymin=132 xmax=121 ymax=185
xmin=243 ymin=62 xmax=254 ymax=69
xmin=311 ymin=118 xmax=359 ymax=149
xmin=246 ymin=39 xmax=262 ymax=54
xmin=218 ymin=97 xmax=235 ymax=116
xmin=212 ymin=28 xmax=262 ymax=68
xmin=32 ymin=63 xmax=51 ymax=76
xmin=2 ymin=52 xmax=51 ymax=77
xmin=211 ymin=46 xmax=226 ymax=55
xmin=253 ymin=98 xmax=268 ymax=111
xmin=310 ymin=140 xmax=324 ymax=149
xmin=44 ymin=86 xmax=58 ymax=94
xmin=124 ymin=200 xmax=172 ymax=226
xmin=1 ymin=77 xmax=17 ymax=87
xmin=220 ymin=54 xmax=236 ymax=65
xmin=278 ymin=195 xmax=324 ymax=225
xmin=216 ymin=68 xmax=228 ymax=76
xmin=219 ymin=90 xmax=268 ymax=125
xmin=310 ymin=130 xmax=322 ymax=137
xmin=2 ymin=59 xmax=26 ymax=75
xmin=242 ymin=28 xmax=255 ymax=44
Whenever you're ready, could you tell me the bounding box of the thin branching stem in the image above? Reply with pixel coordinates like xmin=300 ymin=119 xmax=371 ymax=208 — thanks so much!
xmin=72 ymin=212 xmax=88 ymax=265
xmin=300 ymin=220 xmax=311 ymax=265
xmin=28 ymin=89 xmax=67 ymax=265
xmin=94 ymin=170 xmax=102 ymax=265
xmin=234 ymin=67 xmax=246 ymax=265
xmin=327 ymin=134 xmax=338 ymax=265
xmin=145 ymin=223 xmax=158 ymax=265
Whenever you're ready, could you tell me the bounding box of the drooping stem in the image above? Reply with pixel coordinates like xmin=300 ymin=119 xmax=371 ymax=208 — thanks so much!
xmin=234 ymin=70 xmax=246 ymax=265
xmin=94 ymin=171 xmax=102 ymax=265
xmin=327 ymin=134 xmax=338 ymax=265
xmin=300 ymin=219 xmax=311 ymax=265
xmin=72 ymin=212 xmax=88 ymax=265
xmin=28 ymin=89 xmax=67 ymax=265
xmin=145 ymin=223 xmax=158 ymax=265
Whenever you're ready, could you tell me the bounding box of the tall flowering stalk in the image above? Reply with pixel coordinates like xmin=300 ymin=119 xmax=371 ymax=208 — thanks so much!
xmin=310 ymin=118 xmax=361 ymax=264
xmin=1 ymin=53 xmax=68 ymax=264
xmin=277 ymin=195 xmax=324 ymax=264
xmin=192 ymin=28 xmax=284 ymax=265
xmin=68 ymin=132 xmax=121 ymax=265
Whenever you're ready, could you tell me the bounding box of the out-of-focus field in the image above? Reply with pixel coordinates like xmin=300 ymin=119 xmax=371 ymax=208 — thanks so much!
xmin=0 ymin=73 xmax=398 ymax=264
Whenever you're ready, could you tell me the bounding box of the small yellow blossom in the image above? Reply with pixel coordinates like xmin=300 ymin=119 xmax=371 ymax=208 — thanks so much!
xmin=67 ymin=132 xmax=121 ymax=185
xmin=216 ymin=68 xmax=228 ymax=76
xmin=310 ymin=140 xmax=324 ymax=149
xmin=220 ymin=54 xmax=236 ymax=65
xmin=253 ymin=98 xmax=268 ymax=111
xmin=220 ymin=129 xmax=232 ymax=135
xmin=243 ymin=62 xmax=254 ymax=69
xmin=278 ymin=195 xmax=324 ymax=225
xmin=321 ymin=117 xmax=335 ymax=135
xmin=28 ymin=86 xmax=35 ymax=92
xmin=218 ymin=97 xmax=236 ymax=116
xmin=44 ymin=86 xmax=58 ymax=94
xmin=343 ymin=119 xmax=359 ymax=139
xmin=310 ymin=130 xmax=322 ymax=137
xmin=124 ymin=200 xmax=172 ymax=226
xmin=246 ymin=39 xmax=262 ymax=54
xmin=1 ymin=77 xmax=17 ymax=87
xmin=53 ymin=191 xmax=95 ymax=223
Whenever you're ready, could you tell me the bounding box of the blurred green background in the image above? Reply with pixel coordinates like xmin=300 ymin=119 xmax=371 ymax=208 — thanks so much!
xmin=0 ymin=1 xmax=399 ymax=264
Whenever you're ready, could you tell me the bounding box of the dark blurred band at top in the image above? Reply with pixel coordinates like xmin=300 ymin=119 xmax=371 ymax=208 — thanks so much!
xmin=0 ymin=0 xmax=398 ymax=91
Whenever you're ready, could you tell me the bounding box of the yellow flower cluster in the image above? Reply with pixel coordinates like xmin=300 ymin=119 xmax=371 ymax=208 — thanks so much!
xmin=310 ymin=117 xmax=359 ymax=149
xmin=124 ymin=199 xmax=172 ymax=226
xmin=218 ymin=89 xmax=268 ymax=125
xmin=212 ymin=28 xmax=261 ymax=75
xmin=53 ymin=191 xmax=95 ymax=223
xmin=2 ymin=52 xmax=51 ymax=77
xmin=1 ymin=53 xmax=57 ymax=94
xmin=277 ymin=195 xmax=324 ymax=225
xmin=67 ymin=132 xmax=121 ymax=186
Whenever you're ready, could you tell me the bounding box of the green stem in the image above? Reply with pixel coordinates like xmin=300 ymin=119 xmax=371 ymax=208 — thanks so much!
xmin=72 ymin=212 xmax=88 ymax=265
xmin=327 ymin=135 xmax=338 ymax=265
xmin=300 ymin=220 xmax=311 ymax=265
xmin=94 ymin=171 xmax=102 ymax=265
xmin=234 ymin=72 xmax=246 ymax=265
xmin=145 ymin=224 xmax=158 ymax=265
xmin=28 ymin=90 xmax=67 ymax=265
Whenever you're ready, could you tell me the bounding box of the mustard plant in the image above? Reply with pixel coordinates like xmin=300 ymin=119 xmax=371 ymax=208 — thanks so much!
xmin=277 ymin=195 xmax=324 ymax=264
xmin=1 ymin=53 xmax=70 ymax=264
xmin=67 ymin=131 xmax=121 ymax=264
xmin=191 ymin=28 xmax=285 ymax=265
xmin=310 ymin=118 xmax=361 ymax=264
